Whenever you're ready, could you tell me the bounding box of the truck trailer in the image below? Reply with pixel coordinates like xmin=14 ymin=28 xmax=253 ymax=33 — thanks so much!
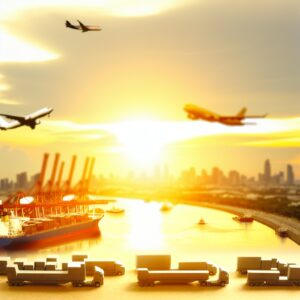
xmin=136 ymin=255 xmax=171 ymax=270
xmin=137 ymin=267 xmax=229 ymax=287
xmin=0 ymin=257 xmax=10 ymax=275
xmin=237 ymin=257 xmax=294 ymax=275
xmin=71 ymin=254 xmax=125 ymax=275
xmin=6 ymin=262 xmax=104 ymax=287
xmin=178 ymin=261 xmax=217 ymax=275
xmin=247 ymin=265 xmax=300 ymax=286
xmin=84 ymin=260 xmax=125 ymax=276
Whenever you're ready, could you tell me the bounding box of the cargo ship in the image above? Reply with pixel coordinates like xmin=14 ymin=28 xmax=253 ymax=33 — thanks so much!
xmin=0 ymin=213 xmax=103 ymax=248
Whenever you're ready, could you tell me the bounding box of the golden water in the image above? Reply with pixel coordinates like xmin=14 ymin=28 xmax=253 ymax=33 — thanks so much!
xmin=0 ymin=198 xmax=299 ymax=299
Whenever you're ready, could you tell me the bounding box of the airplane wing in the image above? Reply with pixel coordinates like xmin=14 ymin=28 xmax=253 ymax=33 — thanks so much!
xmin=0 ymin=113 xmax=25 ymax=122
xmin=77 ymin=20 xmax=89 ymax=31
xmin=244 ymin=114 xmax=268 ymax=119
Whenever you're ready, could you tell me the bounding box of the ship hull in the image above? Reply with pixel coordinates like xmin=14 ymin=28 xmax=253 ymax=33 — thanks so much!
xmin=0 ymin=217 xmax=102 ymax=248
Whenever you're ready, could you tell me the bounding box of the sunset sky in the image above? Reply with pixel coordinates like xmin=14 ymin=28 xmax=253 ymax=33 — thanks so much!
xmin=0 ymin=0 xmax=300 ymax=181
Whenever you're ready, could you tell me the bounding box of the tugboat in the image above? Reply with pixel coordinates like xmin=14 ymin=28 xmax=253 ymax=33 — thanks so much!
xmin=198 ymin=218 xmax=206 ymax=225
xmin=160 ymin=202 xmax=173 ymax=212
xmin=106 ymin=206 xmax=125 ymax=214
xmin=276 ymin=227 xmax=288 ymax=237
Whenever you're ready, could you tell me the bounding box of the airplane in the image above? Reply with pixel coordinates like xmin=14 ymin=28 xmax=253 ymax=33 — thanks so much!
xmin=65 ymin=20 xmax=101 ymax=32
xmin=0 ymin=107 xmax=53 ymax=130
xmin=183 ymin=104 xmax=267 ymax=126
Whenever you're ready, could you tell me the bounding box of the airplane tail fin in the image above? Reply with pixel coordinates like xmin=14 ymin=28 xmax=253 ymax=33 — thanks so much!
xmin=65 ymin=20 xmax=72 ymax=28
xmin=237 ymin=107 xmax=247 ymax=117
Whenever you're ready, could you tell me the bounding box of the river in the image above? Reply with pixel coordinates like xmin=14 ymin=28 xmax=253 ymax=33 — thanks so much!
xmin=0 ymin=197 xmax=299 ymax=299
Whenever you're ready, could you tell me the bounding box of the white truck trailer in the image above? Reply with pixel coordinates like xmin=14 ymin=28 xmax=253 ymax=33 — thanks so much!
xmin=84 ymin=260 xmax=125 ymax=276
xmin=6 ymin=262 xmax=104 ymax=287
xmin=237 ymin=257 xmax=294 ymax=275
xmin=71 ymin=254 xmax=125 ymax=275
xmin=247 ymin=265 xmax=300 ymax=286
xmin=178 ymin=261 xmax=217 ymax=275
xmin=137 ymin=267 xmax=229 ymax=287
xmin=136 ymin=255 xmax=171 ymax=270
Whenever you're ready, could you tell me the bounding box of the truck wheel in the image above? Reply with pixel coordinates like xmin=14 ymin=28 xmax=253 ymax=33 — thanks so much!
xmin=95 ymin=282 xmax=101 ymax=287
xmin=220 ymin=281 xmax=225 ymax=287
xmin=200 ymin=281 xmax=207 ymax=286
xmin=77 ymin=283 xmax=83 ymax=287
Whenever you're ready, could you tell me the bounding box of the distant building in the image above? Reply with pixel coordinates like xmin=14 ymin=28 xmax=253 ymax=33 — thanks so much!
xmin=228 ymin=170 xmax=240 ymax=185
xmin=0 ymin=178 xmax=11 ymax=190
xmin=15 ymin=172 xmax=28 ymax=189
xmin=179 ymin=167 xmax=197 ymax=187
xmin=264 ymin=159 xmax=271 ymax=185
xmin=30 ymin=173 xmax=40 ymax=187
xmin=211 ymin=167 xmax=221 ymax=185
xmin=277 ymin=171 xmax=285 ymax=185
xmin=286 ymin=164 xmax=295 ymax=186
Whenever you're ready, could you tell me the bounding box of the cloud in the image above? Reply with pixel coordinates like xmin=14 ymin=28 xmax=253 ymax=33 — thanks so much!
xmin=1 ymin=116 xmax=299 ymax=148
xmin=0 ymin=29 xmax=59 ymax=63
xmin=0 ymin=99 xmax=21 ymax=105
xmin=0 ymin=0 xmax=196 ymax=20
xmin=0 ymin=73 xmax=21 ymax=105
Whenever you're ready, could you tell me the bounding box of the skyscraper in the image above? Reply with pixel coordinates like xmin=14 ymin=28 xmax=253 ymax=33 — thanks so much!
xmin=264 ymin=159 xmax=271 ymax=184
xmin=286 ymin=164 xmax=295 ymax=186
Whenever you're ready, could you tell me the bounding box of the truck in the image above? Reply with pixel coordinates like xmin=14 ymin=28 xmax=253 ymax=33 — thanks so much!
xmin=136 ymin=255 xmax=171 ymax=270
xmin=137 ymin=267 xmax=229 ymax=287
xmin=84 ymin=260 xmax=125 ymax=276
xmin=237 ymin=257 xmax=294 ymax=275
xmin=247 ymin=265 xmax=300 ymax=286
xmin=178 ymin=261 xmax=217 ymax=275
xmin=71 ymin=254 xmax=125 ymax=275
xmin=0 ymin=257 xmax=10 ymax=275
xmin=6 ymin=262 xmax=104 ymax=287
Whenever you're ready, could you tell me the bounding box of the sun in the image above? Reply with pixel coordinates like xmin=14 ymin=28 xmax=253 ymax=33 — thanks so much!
xmin=109 ymin=119 xmax=167 ymax=169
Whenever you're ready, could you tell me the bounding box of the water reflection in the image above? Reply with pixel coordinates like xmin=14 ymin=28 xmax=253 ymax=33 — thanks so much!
xmin=1 ymin=198 xmax=299 ymax=269
xmin=128 ymin=201 xmax=164 ymax=251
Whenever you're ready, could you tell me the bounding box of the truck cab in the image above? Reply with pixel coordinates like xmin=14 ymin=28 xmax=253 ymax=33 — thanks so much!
xmin=219 ymin=269 xmax=229 ymax=286
xmin=91 ymin=266 xmax=104 ymax=287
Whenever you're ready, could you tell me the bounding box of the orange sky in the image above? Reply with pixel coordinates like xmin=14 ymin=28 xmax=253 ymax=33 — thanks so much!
xmin=0 ymin=0 xmax=300 ymax=180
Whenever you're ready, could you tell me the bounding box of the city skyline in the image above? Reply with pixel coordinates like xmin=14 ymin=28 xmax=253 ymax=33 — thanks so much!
xmin=1 ymin=157 xmax=297 ymax=193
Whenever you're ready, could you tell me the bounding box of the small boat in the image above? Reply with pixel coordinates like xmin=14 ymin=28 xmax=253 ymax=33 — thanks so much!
xmin=276 ymin=227 xmax=288 ymax=237
xmin=160 ymin=203 xmax=172 ymax=212
xmin=198 ymin=218 xmax=206 ymax=225
xmin=232 ymin=214 xmax=253 ymax=223
xmin=106 ymin=206 xmax=125 ymax=214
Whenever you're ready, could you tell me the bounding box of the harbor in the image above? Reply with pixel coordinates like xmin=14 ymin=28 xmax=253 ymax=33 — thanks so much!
xmin=0 ymin=198 xmax=299 ymax=300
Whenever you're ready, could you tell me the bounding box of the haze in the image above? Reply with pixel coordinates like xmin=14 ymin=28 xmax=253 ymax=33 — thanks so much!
xmin=0 ymin=0 xmax=300 ymax=179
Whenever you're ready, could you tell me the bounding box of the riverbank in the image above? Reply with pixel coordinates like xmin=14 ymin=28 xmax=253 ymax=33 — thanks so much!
xmin=181 ymin=200 xmax=300 ymax=246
